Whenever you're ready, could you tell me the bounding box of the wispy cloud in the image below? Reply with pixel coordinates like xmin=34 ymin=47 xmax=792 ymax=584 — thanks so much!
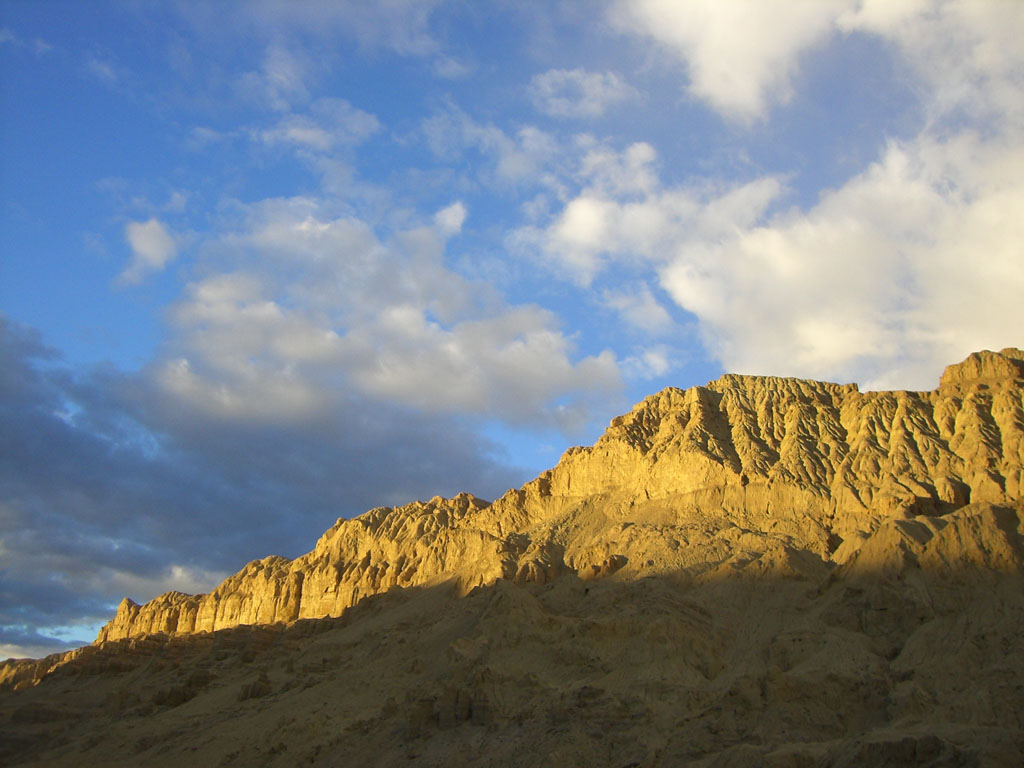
xmin=86 ymin=55 xmax=120 ymax=84
xmin=238 ymin=44 xmax=312 ymax=112
xmin=235 ymin=0 xmax=444 ymax=57
xmin=0 ymin=26 xmax=52 ymax=55
xmin=258 ymin=98 xmax=380 ymax=151
xmin=529 ymin=68 xmax=638 ymax=118
xmin=422 ymin=106 xmax=564 ymax=189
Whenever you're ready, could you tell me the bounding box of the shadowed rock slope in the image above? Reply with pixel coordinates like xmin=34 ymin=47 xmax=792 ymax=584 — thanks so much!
xmin=2 ymin=348 xmax=1023 ymax=767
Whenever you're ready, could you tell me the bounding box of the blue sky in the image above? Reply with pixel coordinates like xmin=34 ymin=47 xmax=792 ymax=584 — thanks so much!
xmin=2 ymin=0 xmax=1022 ymax=658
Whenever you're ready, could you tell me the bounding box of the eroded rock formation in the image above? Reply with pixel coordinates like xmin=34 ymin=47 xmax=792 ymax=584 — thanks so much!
xmin=96 ymin=347 xmax=1024 ymax=643
xmin=4 ymin=348 xmax=1024 ymax=767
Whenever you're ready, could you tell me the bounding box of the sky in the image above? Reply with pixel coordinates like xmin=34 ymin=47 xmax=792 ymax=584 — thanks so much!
xmin=1 ymin=0 xmax=1022 ymax=658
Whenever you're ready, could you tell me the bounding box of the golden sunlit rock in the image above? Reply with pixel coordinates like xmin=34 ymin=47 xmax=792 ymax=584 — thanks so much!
xmin=3 ymin=348 xmax=1023 ymax=766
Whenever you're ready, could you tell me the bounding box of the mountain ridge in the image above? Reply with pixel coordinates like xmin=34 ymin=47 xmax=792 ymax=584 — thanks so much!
xmin=92 ymin=347 xmax=1024 ymax=644
xmin=3 ymin=347 xmax=1023 ymax=767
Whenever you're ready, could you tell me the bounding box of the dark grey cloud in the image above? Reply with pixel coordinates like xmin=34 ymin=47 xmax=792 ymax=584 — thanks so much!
xmin=0 ymin=315 xmax=527 ymax=657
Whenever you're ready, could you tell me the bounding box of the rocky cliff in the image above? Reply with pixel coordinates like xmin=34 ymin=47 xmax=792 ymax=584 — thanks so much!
xmin=5 ymin=348 xmax=1024 ymax=767
xmin=96 ymin=347 xmax=1024 ymax=643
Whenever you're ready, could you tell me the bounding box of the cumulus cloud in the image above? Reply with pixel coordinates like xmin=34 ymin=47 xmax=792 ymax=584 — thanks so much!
xmin=164 ymin=200 xmax=622 ymax=431
xmin=839 ymin=0 xmax=1024 ymax=128
xmin=613 ymin=0 xmax=850 ymax=121
xmin=119 ymin=218 xmax=177 ymax=284
xmin=529 ymin=68 xmax=638 ymax=118
xmin=515 ymin=140 xmax=781 ymax=286
xmin=342 ymin=305 xmax=621 ymax=428
xmin=613 ymin=0 xmax=1024 ymax=127
xmin=529 ymin=135 xmax=1024 ymax=389
xmin=656 ymin=132 xmax=1024 ymax=386
xmin=509 ymin=1 xmax=1024 ymax=389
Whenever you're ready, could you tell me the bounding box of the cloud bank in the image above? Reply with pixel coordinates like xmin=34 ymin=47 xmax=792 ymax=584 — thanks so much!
xmin=0 ymin=314 xmax=525 ymax=656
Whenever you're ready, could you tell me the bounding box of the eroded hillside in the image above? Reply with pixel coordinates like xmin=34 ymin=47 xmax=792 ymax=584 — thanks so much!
xmin=2 ymin=348 xmax=1023 ymax=767
xmin=93 ymin=348 xmax=1024 ymax=643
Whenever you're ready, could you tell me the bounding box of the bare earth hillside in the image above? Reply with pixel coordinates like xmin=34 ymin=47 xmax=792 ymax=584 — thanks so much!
xmin=3 ymin=348 xmax=1023 ymax=766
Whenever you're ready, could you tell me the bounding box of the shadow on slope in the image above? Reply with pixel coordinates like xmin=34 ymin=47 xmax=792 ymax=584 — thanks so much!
xmin=2 ymin=552 xmax=1023 ymax=768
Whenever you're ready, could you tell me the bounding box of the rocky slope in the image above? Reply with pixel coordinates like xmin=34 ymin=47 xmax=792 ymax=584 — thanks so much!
xmin=2 ymin=348 xmax=1023 ymax=767
xmin=95 ymin=347 xmax=1024 ymax=643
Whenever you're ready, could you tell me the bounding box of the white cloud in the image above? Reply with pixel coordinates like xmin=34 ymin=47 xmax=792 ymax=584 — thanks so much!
xmin=87 ymin=56 xmax=118 ymax=84
xmin=186 ymin=125 xmax=236 ymax=150
xmin=120 ymin=218 xmax=177 ymax=285
xmin=529 ymin=68 xmax=638 ymax=118
xmin=613 ymin=0 xmax=1024 ymax=127
xmin=239 ymin=44 xmax=311 ymax=111
xmin=603 ymin=283 xmax=673 ymax=334
xmin=515 ymin=140 xmax=781 ymax=286
xmin=839 ymin=0 xmax=1024 ymax=128
xmin=259 ymin=98 xmax=380 ymax=151
xmin=237 ymin=0 xmax=443 ymax=57
xmin=433 ymin=55 xmax=472 ymax=79
xmin=522 ymin=4 xmax=1024 ymax=389
xmin=165 ymin=190 xmax=188 ymax=213
xmin=160 ymin=201 xmax=622 ymax=430
xmin=621 ymin=345 xmax=675 ymax=380
xmin=434 ymin=201 xmax=467 ymax=236
xmin=652 ymin=0 xmax=1024 ymax=387
xmin=1 ymin=27 xmax=51 ymax=55
xmin=612 ymin=0 xmax=851 ymax=121
xmin=655 ymin=133 xmax=1024 ymax=388
xmin=578 ymin=140 xmax=658 ymax=196
xmin=422 ymin=108 xmax=562 ymax=188
xmin=261 ymin=117 xmax=335 ymax=151
xmin=342 ymin=305 xmax=621 ymax=428
xmin=528 ymin=133 xmax=1024 ymax=390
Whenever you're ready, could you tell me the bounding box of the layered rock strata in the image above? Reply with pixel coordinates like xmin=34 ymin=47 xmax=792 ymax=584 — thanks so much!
xmin=97 ymin=348 xmax=1024 ymax=643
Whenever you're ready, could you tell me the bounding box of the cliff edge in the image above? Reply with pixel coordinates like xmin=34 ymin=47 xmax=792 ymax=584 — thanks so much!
xmin=95 ymin=348 xmax=1024 ymax=643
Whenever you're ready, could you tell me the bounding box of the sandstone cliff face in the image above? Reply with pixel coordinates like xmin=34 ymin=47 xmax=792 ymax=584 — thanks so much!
xmin=6 ymin=349 xmax=1024 ymax=768
xmin=97 ymin=494 xmax=504 ymax=642
xmin=96 ymin=348 xmax=1024 ymax=643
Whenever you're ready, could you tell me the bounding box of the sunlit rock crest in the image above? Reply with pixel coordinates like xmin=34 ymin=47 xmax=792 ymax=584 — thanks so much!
xmin=96 ymin=348 xmax=1024 ymax=643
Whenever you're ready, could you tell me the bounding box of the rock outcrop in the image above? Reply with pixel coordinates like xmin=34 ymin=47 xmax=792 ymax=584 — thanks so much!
xmin=4 ymin=348 xmax=1024 ymax=768
xmin=96 ymin=347 xmax=1024 ymax=643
